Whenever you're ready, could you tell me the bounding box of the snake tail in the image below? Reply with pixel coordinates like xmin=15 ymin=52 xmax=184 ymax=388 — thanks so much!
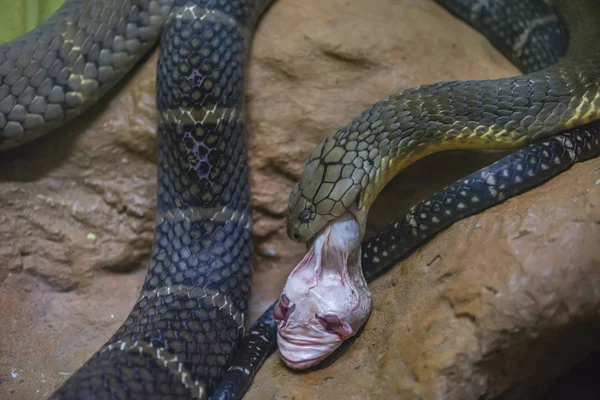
xmin=1 ymin=0 xmax=599 ymax=398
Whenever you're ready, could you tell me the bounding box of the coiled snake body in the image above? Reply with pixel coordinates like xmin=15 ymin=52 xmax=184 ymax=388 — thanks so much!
xmin=1 ymin=0 xmax=599 ymax=398
xmin=2 ymin=0 xmax=273 ymax=398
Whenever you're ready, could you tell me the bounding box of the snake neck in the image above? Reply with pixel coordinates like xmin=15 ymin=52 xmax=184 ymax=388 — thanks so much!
xmin=359 ymin=0 xmax=600 ymax=231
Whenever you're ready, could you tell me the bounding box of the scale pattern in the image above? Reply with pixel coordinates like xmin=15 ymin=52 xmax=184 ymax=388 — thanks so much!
xmin=0 ymin=0 xmax=599 ymax=399
xmin=436 ymin=0 xmax=569 ymax=72
xmin=286 ymin=0 xmax=600 ymax=242
xmin=231 ymin=1 xmax=600 ymax=396
xmin=362 ymin=124 xmax=600 ymax=280
xmin=49 ymin=0 xmax=273 ymax=398
xmin=218 ymin=124 xmax=600 ymax=399
xmin=0 ymin=0 xmax=174 ymax=148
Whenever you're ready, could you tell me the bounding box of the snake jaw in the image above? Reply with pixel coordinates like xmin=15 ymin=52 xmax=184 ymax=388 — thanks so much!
xmin=287 ymin=189 xmax=369 ymax=244
xmin=276 ymin=211 xmax=372 ymax=370
xmin=286 ymin=156 xmax=367 ymax=243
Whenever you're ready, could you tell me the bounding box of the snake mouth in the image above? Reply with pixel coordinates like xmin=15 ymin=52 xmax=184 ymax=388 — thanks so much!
xmin=277 ymin=321 xmax=344 ymax=345
xmin=287 ymin=192 xmax=368 ymax=244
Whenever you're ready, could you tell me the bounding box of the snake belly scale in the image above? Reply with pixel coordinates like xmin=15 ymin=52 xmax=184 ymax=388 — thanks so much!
xmin=1 ymin=0 xmax=600 ymax=399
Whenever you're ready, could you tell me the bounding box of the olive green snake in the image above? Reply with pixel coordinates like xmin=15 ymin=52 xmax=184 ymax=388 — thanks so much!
xmin=286 ymin=0 xmax=600 ymax=241
xmin=0 ymin=0 xmax=599 ymax=398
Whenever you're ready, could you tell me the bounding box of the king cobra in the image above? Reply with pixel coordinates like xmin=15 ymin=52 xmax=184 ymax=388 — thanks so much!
xmin=275 ymin=0 xmax=600 ymax=371
xmin=1 ymin=0 xmax=599 ymax=399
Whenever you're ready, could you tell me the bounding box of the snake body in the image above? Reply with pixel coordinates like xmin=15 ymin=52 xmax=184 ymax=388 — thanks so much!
xmin=1 ymin=0 xmax=599 ymax=398
xmin=286 ymin=0 xmax=600 ymax=242
xmin=2 ymin=0 xmax=272 ymax=398
xmin=361 ymin=126 xmax=600 ymax=281
xmin=0 ymin=0 xmax=172 ymax=149
xmin=238 ymin=126 xmax=600 ymax=396
xmin=248 ymin=0 xmax=600 ymax=393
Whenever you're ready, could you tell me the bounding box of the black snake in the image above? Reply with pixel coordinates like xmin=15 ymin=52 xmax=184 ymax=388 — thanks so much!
xmin=0 ymin=0 xmax=599 ymax=398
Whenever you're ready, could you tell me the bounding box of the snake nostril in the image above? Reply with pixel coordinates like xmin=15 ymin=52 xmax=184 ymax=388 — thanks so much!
xmin=292 ymin=232 xmax=300 ymax=241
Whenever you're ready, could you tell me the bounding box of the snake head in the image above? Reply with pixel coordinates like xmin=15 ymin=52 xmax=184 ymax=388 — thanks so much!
xmin=286 ymin=136 xmax=367 ymax=243
xmin=276 ymin=212 xmax=372 ymax=370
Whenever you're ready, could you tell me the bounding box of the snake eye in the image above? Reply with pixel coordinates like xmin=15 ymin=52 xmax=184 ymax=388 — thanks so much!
xmin=299 ymin=209 xmax=312 ymax=223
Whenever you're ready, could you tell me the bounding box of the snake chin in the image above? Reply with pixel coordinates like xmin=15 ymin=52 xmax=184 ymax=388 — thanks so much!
xmin=275 ymin=211 xmax=372 ymax=370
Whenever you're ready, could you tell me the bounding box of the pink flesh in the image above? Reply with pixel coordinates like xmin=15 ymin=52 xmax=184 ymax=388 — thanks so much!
xmin=275 ymin=211 xmax=372 ymax=370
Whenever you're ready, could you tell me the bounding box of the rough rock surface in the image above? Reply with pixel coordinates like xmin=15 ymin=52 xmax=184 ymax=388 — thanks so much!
xmin=245 ymin=159 xmax=600 ymax=400
xmin=0 ymin=0 xmax=598 ymax=399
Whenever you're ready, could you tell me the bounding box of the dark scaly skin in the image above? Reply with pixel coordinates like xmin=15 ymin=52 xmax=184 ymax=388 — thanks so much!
xmin=220 ymin=0 xmax=600 ymax=396
xmin=435 ymin=0 xmax=569 ymax=73
xmin=1 ymin=0 xmax=599 ymax=399
xmin=286 ymin=0 xmax=600 ymax=242
xmin=1 ymin=0 xmax=276 ymax=397
xmin=0 ymin=0 xmax=274 ymax=398
xmin=230 ymin=125 xmax=600 ymax=393
xmin=211 ymin=303 xmax=277 ymax=399
xmin=361 ymin=125 xmax=600 ymax=281
xmin=0 ymin=0 xmax=174 ymax=149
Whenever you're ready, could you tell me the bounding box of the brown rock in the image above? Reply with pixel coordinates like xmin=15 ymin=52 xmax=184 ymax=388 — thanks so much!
xmin=245 ymin=159 xmax=600 ymax=400
xmin=0 ymin=51 xmax=158 ymax=397
xmin=0 ymin=0 xmax=598 ymax=399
